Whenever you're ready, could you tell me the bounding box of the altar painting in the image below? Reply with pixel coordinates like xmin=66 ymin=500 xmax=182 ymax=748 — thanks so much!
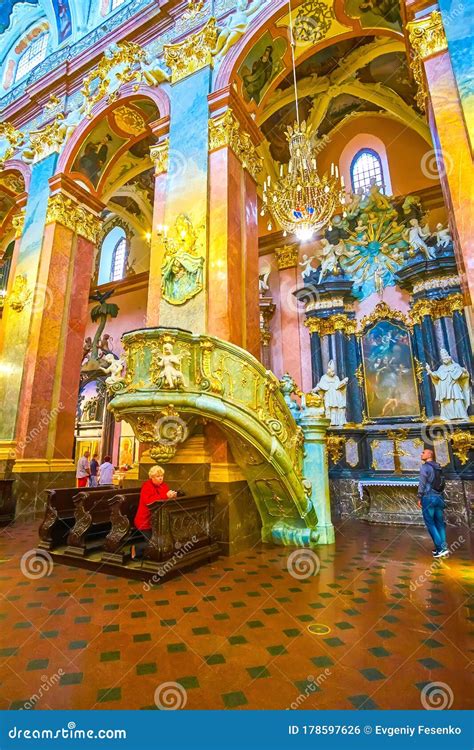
xmin=362 ymin=321 xmax=420 ymax=419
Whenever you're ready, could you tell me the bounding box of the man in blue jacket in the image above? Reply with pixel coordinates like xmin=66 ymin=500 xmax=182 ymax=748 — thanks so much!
xmin=418 ymin=448 xmax=448 ymax=558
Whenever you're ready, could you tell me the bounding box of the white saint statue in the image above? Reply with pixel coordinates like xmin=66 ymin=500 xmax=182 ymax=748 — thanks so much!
xmin=405 ymin=218 xmax=436 ymax=259
xmin=313 ymin=360 xmax=348 ymax=426
xmin=299 ymin=253 xmax=316 ymax=280
xmin=426 ymin=348 xmax=471 ymax=420
xmin=434 ymin=223 xmax=452 ymax=248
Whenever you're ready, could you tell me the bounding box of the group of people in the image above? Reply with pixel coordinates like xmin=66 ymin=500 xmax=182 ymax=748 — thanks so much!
xmin=75 ymin=450 xmax=114 ymax=488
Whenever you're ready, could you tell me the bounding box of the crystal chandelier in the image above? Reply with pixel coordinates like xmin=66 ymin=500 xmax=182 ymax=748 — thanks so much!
xmin=260 ymin=2 xmax=344 ymax=242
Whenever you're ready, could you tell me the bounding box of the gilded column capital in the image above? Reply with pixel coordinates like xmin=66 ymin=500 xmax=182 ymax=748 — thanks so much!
xmin=275 ymin=244 xmax=299 ymax=270
xmin=407 ymin=11 xmax=448 ymax=111
xmin=410 ymin=293 xmax=464 ymax=325
xmin=46 ymin=193 xmax=102 ymax=243
xmin=407 ymin=11 xmax=448 ymax=60
xmin=150 ymin=139 xmax=169 ymax=175
xmin=304 ymin=314 xmax=357 ymax=337
xmin=164 ymin=17 xmax=218 ymax=83
xmin=208 ymin=109 xmax=262 ymax=180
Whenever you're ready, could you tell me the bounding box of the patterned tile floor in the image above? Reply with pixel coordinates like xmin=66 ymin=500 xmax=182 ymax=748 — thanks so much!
xmin=0 ymin=520 xmax=472 ymax=710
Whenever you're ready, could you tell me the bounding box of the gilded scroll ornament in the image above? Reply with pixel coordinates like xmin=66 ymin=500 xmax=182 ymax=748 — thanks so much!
xmin=358 ymin=302 xmax=411 ymax=332
xmin=275 ymin=244 xmax=299 ymax=270
xmin=8 ymin=274 xmax=32 ymax=312
xmin=46 ymin=193 xmax=101 ymax=243
xmin=22 ymin=112 xmax=72 ymax=163
xmin=164 ymin=17 xmax=218 ymax=82
xmin=12 ymin=211 xmax=25 ymax=239
xmin=80 ymin=41 xmax=147 ymax=117
xmin=0 ymin=122 xmax=25 ymax=165
xmin=208 ymin=109 xmax=262 ymax=180
xmin=149 ymin=140 xmax=169 ymax=175
xmin=196 ymin=339 xmax=223 ymax=394
xmin=326 ymin=435 xmax=345 ymax=464
xmin=450 ymin=430 xmax=474 ymax=465
xmin=293 ymin=0 xmax=334 ymax=43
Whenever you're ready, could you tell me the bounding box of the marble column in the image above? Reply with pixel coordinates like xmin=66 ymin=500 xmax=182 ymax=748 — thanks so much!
xmin=408 ymin=11 xmax=474 ymax=304
xmin=14 ymin=175 xmax=103 ymax=467
xmin=275 ymin=244 xmax=303 ymax=385
xmin=298 ymin=406 xmax=335 ymax=545
xmin=412 ymin=322 xmax=436 ymax=417
xmin=208 ymin=90 xmax=261 ymax=357
xmin=146 ymin=117 xmax=169 ymax=327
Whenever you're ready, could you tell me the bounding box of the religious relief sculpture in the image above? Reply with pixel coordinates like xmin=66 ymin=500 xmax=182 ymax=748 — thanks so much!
xmin=306 ymin=183 xmax=454 ymax=301
xmin=211 ymin=0 xmax=270 ymax=60
xmin=299 ymin=253 xmax=317 ymax=280
xmin=82 ymin=290 xmax=119 ymax=371
xmin=161 ymin=214 xmax=205 ymax=305
xmin=426 ymin=349 xmax=471 ymax=420
xmin=313 ymin=360 xmax=348 ymax=426
xmin=155 ymin=343 xmax=186 ymax=390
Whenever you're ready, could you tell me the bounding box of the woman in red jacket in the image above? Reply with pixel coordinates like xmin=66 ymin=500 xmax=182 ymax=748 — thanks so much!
xmin=131 ymin=465 xmax=177 ymax=559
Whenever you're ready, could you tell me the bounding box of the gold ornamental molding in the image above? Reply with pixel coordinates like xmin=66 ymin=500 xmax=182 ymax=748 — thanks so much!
xmin=208 ymin=109 xmax=262 ymax=181
xmin=46 ymin=193 xmax=102 ymax=243
xmin=412 ymin=275 xmax=460 ymax=294
xmin=407 ymin=11 xmax=448 ymax=60
xmin=0 ymin=122 xmax=25 ymax=165
xmin=407 ymin=11 xmax=448 ymax=111
xmin=410 ymin=293 xmax=464 ymax=326
xmin=305 ymin=313 xmax=357 ymax=337
xmin=12 ymin=210 xmax=25 ymax=239
xmin=275 ymin=244 xmax=299 ymax=270
xmin=164 ymin=17 xmax=218 ymax=83
xmin=450 ymin=430 xmax=474 ymax=465
xmin=326 ymin=434 xmax=345 ymax=464
xmin=358 ymin=301 xmax=411 ymax=332
xmin=149 ymin=139 xmax=169 ymax=175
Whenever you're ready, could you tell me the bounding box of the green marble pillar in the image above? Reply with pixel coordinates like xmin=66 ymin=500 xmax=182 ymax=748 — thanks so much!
xmin=298 ymin=406 xmax=335 ymax=545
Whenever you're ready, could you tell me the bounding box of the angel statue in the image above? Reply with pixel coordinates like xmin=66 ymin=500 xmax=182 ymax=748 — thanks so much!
xmin=259 ymin=269 xmax=270 ymax=296
xmin=299 ymin=253 xmax=316 ymax=280
xmin=405 ymin=218 xmax=436 ymax=259
xmin=313 ymin=360 xmax=348 ymax=426
xmin=156 ymin=343 xmax=186 ymax=389
xmin=211 ymin=0 xmax=270 ymax=60
xmin=102 ymin=354 xmax=125 ymax=386
xmin=426 ymin=349 xmax=471 ymax=420
xmin=434 ymin=223 xmax=452 ymax=249
xmin=161 ymin=214 xmax=204 ymax=305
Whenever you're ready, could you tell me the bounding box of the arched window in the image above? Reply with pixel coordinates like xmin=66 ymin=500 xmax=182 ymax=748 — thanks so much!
xmin=350 ymin=148 xmax=385 ymax=195
xmin=15 ymin=33 xmax=49 ymax=82
xmin=110 ymin=236 xmax=128 ymax=281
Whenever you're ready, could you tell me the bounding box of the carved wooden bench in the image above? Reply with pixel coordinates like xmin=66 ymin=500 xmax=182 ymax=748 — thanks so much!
xmin=38 ymin=485 xmax=112 ymax=550
xmin=141 ymin=493 xmax=220 ymax=580
xmin=101 ymin=491 xmax=141 ymax=565
xmin=64 ymin=486 xmax=139 ymax=558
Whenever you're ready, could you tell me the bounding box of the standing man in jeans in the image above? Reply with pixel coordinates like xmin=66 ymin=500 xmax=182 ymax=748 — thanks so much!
xmin=89 ymin=453 xmax=99 ymax=487
xmin=417 ymin=448 xmax=448 ymax=558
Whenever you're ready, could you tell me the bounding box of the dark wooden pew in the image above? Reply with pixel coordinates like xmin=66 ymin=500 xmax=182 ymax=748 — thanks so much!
xmin=64 ymin=486 xmax=139 ymax=558
xmin=38 ymin=485 xmax=113 ymax=550
xmin=101 ymin=491 xmax=141 ymax=565
xmin=141 ymin=493 xmax=220 ymax=580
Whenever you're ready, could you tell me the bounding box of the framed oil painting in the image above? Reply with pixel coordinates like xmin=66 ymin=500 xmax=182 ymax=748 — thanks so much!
xmin=361 ymin=320 xmax=420 ymax=419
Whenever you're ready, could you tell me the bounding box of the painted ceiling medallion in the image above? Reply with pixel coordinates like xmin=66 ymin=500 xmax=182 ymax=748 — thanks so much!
xmin=112 ymin=106 xmax=147 ymax=136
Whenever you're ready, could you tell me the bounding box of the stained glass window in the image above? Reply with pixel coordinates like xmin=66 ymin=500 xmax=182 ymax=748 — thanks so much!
xmin=15 ymin=33 xmax=49 ymax=82
xmin=350 ymin=148 xmax=385 ymax=195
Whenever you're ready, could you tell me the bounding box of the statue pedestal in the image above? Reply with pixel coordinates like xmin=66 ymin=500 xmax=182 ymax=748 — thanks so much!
xmin=298 ymin=408 xmax=335 ymax=545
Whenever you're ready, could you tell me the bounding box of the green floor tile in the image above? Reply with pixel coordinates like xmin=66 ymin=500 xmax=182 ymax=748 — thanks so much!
xmin=100 ymin=651 xmax=120 ymax=662
xmin=97 ymin=687 xmax=121 ymax=703
xmin=311 ymin=655 xmax=334 ymax=668
xmin=205 ymin=654 xmax=226 ymax=665
xmin=133 ymin=633 xmax=151 ymax=643
xmin=247 ymin=665 xmax=270 ymax=679
xmin=247 ymin=620 xmax=264 ymax=628
xmin=419 ymin=658 xmax=443 ymax=669
xmin=349 ymin=694 xmax=379 ymax=709
xmin=229 ymin=635 xmax=247 ymax=645
xmin=68 ymin=641 xmax=87 ymax=650
xmin=360 ymin=668 xmax=385 ymax=681
xmin=60 ymin=672 xmax=83 ymax=686
xmin=177 ymin=676 xmax=199 ymax=689
xmin=192 ymin=627 xmax=210 ymax=635
xmin=368 ymin=647 xmax=391 ymax=657
xmin=267 ymin=645 xmax=287 ymax=655
xmin=167 ymin=643 xmax=187 ymax=653
xmin=222 ymin=691 xmax=248 ymax=708
xmin=136 ymin=662 xmax=157 ymax=675
xmin=103 ymin=624 xmax=119 ymax=633
xmin=335 ymin=621 xmax=354 ymax=630
xmin=323 ymin=637 xmax=344 ymax=647
xmin=26 ymin=658 xmax=49 ymax=671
